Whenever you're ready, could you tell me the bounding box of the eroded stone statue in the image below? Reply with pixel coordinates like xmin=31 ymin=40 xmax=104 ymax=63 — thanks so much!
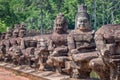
xmin=0 ymin=40 xmax=6 ymax=61
xmin=8 ymin=27 xmax=24 ymax=65
xmin=3 ymin=28 xmax=13 ymax=62
xmin=0 ymin=33 xmax=6 ymax=60
xmin=67 ymin=4 xmax=98 ymax=79
xmin=19 ymin=37 xmax=37 ymax=67
xmin=47 ymin=13 xmax=69 ymax=73
xmin=34 ymin=38 xmax=49 ymax=71
xmin=1 ymin=32 xmax=5 ymax=40
xmin=89 ymin=24 xmax=120 ymax=80
xmin=19 ymin=23 xmax=26 ymax=38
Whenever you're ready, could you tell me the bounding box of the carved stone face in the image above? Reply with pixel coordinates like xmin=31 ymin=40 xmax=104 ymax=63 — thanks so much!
xmin=54 ymin=13 xmax=67 ymax=34
xmin=13 ymin=31 xmax=19 ymax=38
xmin=5 ymin=32 xmax=12 ymax=39
xmin=54 ymin=23 xmax=64 ymax=34
xmin=14 ymin=24 xmax=20 ymax=29
xmin=19 ymin=30 xmax=26 ymax=38
xmin=20 ymin=24 xmax=25 ymax=29
xmin=76 ymin=16 xmax=90 ymax=31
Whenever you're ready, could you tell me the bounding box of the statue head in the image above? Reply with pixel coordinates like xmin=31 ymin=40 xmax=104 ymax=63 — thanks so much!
xmin=14 ymin=24 xmax=20 ymax=29
xmin=5 ymin=27 xmax=12 ymax=39
xmin=13 ymin=28 xmax=19 ymax=38
xmin=75 ymin=4 xmax=90 ymax=31
xmin=19 ymin=22 xmax=26 ymax=38
xmin=20 ymin=22 xmax=26 ymax=30
xmin=54 ymin=13 xmax=67 ymax=34
xmin=1 ymin=32 xmax=6 ymax=40
xmin=19 ymin=30 xmax=26 ymax=38
xmin=37 ymin=38 xmax=47 ymax=50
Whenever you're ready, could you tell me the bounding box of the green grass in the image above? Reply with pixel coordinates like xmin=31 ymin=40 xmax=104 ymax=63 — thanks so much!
xmin=90 ymin=71 xmax=100 ymax=79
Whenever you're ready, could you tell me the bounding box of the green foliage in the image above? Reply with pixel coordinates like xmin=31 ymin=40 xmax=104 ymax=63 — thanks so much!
xmin=0 ymin=0 xmax=120 ymax=33
xmin=0 ymin=19 xmax=7 ymax=32
xmin=90 ymin=71 xmax=100 ymax=79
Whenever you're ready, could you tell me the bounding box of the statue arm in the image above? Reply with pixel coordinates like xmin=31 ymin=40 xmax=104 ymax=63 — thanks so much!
xmin=20 ymin=39 xmax=26 ymax=49
xmin=67 ymin=35 xmax=78 ymax=55
xmin=67 ymin=35 xmax=75 ymax=51
xmin=48 ymin=39 xmax=55 ymax=51
xmin=95 ymin=33 xmax=110 ymax=57
xmin=54 ymin=46 xmax=68 ymax=53
xmin=77 ymin=44 xmax=96 ymax=50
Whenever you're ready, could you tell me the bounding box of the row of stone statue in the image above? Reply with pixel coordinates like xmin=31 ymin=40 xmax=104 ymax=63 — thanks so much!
xmin=0 ymin=4 xmax=120 ymax=80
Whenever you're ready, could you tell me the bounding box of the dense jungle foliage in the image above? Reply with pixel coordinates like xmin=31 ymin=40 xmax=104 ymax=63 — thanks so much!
xmin=0 ymin=0 xmax=120 ymax=32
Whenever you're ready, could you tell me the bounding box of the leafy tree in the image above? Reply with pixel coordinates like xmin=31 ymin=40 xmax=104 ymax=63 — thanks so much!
xmin=0 ymin=0 xmax=120 ymax=33
xmin=0 ymin=19 xmax=7 ymax=32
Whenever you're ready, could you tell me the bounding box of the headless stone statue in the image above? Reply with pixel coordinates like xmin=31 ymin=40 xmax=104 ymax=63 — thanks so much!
xmin=34 ymin=38 xmax=49 ymax=71
xmin=3 ymin=28 xmax=13 ymax=62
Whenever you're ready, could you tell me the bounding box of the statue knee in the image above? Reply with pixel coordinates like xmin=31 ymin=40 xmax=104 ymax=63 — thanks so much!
xmin=51 ymin=51 xmax=58 ymax=57
xmin=89 ymin=59 xmax=97 ymax=69
xmin=89 ymin=58 xmax=105 ymax=71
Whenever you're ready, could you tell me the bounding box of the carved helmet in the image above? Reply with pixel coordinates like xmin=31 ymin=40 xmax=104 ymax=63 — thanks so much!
xmin=75 ymin=4 xmax=90 ymax=30
xmin=5 ymin=27 xmax=12 ymax=39
xmin=13 ymin=27 xmax=19 ymax=38
xmin=19 ymin=22 xmax=26 ymax=37
xmin=54 ymin=13 xmax=68 ymax=33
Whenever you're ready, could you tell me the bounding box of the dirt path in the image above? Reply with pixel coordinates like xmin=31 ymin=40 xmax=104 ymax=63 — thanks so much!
xmin=0 ymin=68 xmax=29 ymax=80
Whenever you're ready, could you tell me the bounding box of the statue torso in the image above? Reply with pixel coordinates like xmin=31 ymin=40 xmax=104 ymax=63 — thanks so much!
xmin=95 ymin=24 xmax=120 ymax=55
xmin=51 ymin=33 xmax=68 ymax=48
xmin=69 ymin=30 xmax=95 ymax=52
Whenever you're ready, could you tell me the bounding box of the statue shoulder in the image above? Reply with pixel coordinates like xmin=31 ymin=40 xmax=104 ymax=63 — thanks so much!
xmin=86 ymin=30 xmax=95 ymax=35
xmin=69 ymin=30 xmax=76 ymax=35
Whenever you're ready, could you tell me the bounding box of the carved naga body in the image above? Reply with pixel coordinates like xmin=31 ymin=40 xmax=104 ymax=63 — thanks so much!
xmin=90 ymin=24 xmax=120 ymax=80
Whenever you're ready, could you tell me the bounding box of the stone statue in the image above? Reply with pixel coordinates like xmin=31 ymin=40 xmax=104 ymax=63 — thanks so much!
xmin=0 ymin=40 xmax=6 ymax=61
xmin=1 ymin=32 xmax=5 ymax=40
xmin=19 ymin=23 xmax=26 ymax=38
xmin=9 ymin=24 xmax=27 ymax=65
xmin=67 ymin=4 xmax=98 ymax=79
xmin=34 ymin=38 xmax=49 ymax=71
xmin=89 ymin=24 xmax=120 ymax=80
xmin=25 ymin=47 xmax=36 ymax=67
xmin=5 ymin=27 xmax=12 ymax=39
xmin=47 ymin=13 xmax=69 ymax=73
xmin=0 ymin=33 xmax=6 ymax=60
xmin=9 ymin=44 xmax=23 ymax=65
xmin=3 ymin=28 xmax=13 ymax=62
xmin=10 ymin=26 xmax=19 ymax=46
xmin=19 ymin=37 xmax=37 ymax=67
xmin=8 ymin=27 xmax=24 ymax=65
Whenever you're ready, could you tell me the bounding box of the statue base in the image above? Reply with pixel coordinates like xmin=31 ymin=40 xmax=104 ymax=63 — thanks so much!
xmin=0 ymin=62 xmax=99 ymax=80
xmin=0 ymin=62 xmax=70 ymax=80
